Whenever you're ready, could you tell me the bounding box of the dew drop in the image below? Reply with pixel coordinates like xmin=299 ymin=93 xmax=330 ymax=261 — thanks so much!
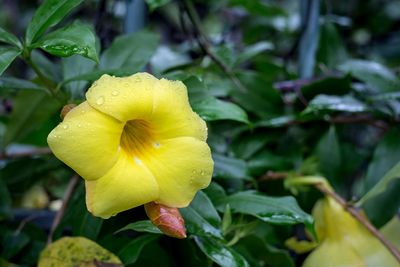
xmin=133 ymin=76 xmax=142 ymax=83
xmin=192 ymin=170 xmax=197 ymax=174
xmin=62 ymin=124 xmax=69 ymax=130
xmin=96 ymin=96 xmax=105 ymax=105
xmin=153 ymin=142 xmax=161 ymax=149
xmin=77 ymin=123 xmax=82 ymax=128
xmin=134 ymin=156 xmax=142 ymax=165
xmin=200 ymin=170 xmax=205 ymax=175
xmin=111 ymin=90 xmax=119 ymax=96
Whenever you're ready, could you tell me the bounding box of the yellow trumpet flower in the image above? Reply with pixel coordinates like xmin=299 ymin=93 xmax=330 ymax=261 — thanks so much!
xmin=303 ymin=197 xmax=399 ymax=267
xmin=48 ymin=73 xmax=214 ymax=219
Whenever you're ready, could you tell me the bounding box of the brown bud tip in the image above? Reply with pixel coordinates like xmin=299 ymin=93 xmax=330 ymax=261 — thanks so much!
xmin=60 ymin=104 xmax=77 ymax=120
xmin=144 ymin=202 xmax=187 ymax=239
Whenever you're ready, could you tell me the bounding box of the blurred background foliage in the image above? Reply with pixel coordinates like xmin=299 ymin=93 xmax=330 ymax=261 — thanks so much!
xmin=0 ymin=0 xmax=400 ymax=266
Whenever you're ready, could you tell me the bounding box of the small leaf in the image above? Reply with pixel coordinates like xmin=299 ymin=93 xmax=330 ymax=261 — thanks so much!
xmin=116 ymin=220 xmax=163 ymax=235
xmin=235 ymin=41 xmax=273 ymax=66
xmin=145 ymin=0 xmax=171 ymax=11
xmin=4 ymin=90 xmax=62 ymax=146
xmin=0 ymin=178 xmax=11 ymax=220
xmin=303 ymin=94 xmax=368 ymax=114
xmin=25 ymin=0 xmax=84 ymax=44
xmin=118 ymin=234 xmax=160 ymax=265
xmin=100 ymin=30 xmax=159 ymax=71
xmin=32 ymin=21 xmax=98 ymax=62
xmin=216 ymin=191 xmax=314 ymax=234
xmin=317 ymin=22 xmax=347 ymax=68
xmin=194 ymin=236 xmax=249 ymax=267
xmin=0 ymin=47 xmax=21 ymax=76
xmin=193 ymin=97 xmax=249 ymax=123
xmin=338 ymin=59 xmax=400 ymax=92
xmin=213 ymin=153 xmax=252 ymax=180
xmin=0 ymin=27 xmax=21 ymax=48
xmin=0 ymin=77 xmax=46 ymax=92
xmin=181 ymin=195 xmax=223 ymax=239
xmin=39 ymin=237 xmax=122 ymax=266
xmin=2 ymin=232 xmax=30 ymax=259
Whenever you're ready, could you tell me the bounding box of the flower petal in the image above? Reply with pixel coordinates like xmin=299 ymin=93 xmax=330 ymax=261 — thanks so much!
xmin=85 ymin=151 xmax=159 ymax=219
xmin=47 ymin=102 xmax=123 ymax=180
xmin=86 ymin=73 xmax=157 ymax=122
xmin=151 ymin=79 xmax=207 ymax=142
xmin=142 ymin=137 xmax=213 ymax=207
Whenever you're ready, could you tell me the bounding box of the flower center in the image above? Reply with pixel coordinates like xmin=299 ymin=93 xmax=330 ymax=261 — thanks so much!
xmin=120 ymin=119 xmax=155 ymax=158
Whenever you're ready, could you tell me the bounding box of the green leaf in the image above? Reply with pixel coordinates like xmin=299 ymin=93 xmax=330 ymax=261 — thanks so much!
xmin=145 ymin=0 xmax=171 ymax=11
xmin=0 ymin=178 xmax=11 ymax=220
xmin=116 ymin=220 xmax=163 ymax=235
xmin=235 ymin=41 xmax=273 ymax=66
xmin=190 ymin=191 xmax=221 ymax=228
xmin=0 ymin=77 xmax=46 ymax=92
xmin=213 ymin=153 xmax=252 ymax=180
xmin=232 ymin=71 xmax=283 ymax=119
xmin=31 ymin=50 xmax=62 ymax=82
xmin=4 ymin=90 xmax=61 ymax=146
xmin=338 ymin=59 xmax=400 ymax=92
xmin=303 ymin=94 xmax=368 ymax=114
xmin=232 ymin=133 xmax=276 ymax=159
xmin=362 ymin=178 xmax=400 ymax=228
xmin=61 ymin=55 xmax=96 ymax=99
xmin=315 ymin=126 xmax=342 ymax=188
xmin=0 ymin=27 xmax=21 ymax=48
xmin=363 ymin=128 xmax=400 ymax=191
xmin=317 ymin=21 xmax=347 ymax=68
xmin=100 ymin=30 xmax=159 ymax=71
xmin=247 ymin=151 xmax=293 ymax=176
xmin=215 ymin=191 xmax=314 ymax=233
xmin=235 ymin=235 xmax=294 ymax=267
xmin=118 ymin=234 xmax=160 ymax=265
xmin=181 ymin=195 xmax=223 ymax=239
xmin=194 ymin=236 xmax=249 ymax=267
xmin=2 ymin=231 xmax=30 ymax=259
xmin=25 ymin=0 xmax=84 ymax=44
xmin=32 ymin=21 xmax=98 ymax=62
xmin=192 ymin=97 xmax=249 ymax=123
xmin=0 ymin=47 xmax=21 ymax=76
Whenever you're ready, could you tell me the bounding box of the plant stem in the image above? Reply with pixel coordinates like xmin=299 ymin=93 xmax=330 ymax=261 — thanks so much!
xmin=181 ymin=0 xmax=246 ymax=92
xmin=47 ymin=175 xmax=80 ymax=244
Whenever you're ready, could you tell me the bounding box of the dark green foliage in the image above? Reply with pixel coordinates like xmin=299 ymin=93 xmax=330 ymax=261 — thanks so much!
xmin=1 ymin=0 xmax=400 ymax=266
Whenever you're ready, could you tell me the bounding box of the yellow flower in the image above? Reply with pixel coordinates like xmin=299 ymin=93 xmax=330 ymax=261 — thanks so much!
xmin=48 ymin=73 xmax=213 ymax=219
xmin=302 ymin=197 xmax=399 ymax=267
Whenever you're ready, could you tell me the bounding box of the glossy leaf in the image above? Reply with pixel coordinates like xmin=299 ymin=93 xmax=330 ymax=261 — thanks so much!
xmin=0 ymin=27 xmax=21 ymax=48
xmin=215 ymin=191 xmax=314 ymax=233
xmin=338 ymin=59 xmax=400 ymax=92
xmin=116 ymin=220 xmax=163 ymax=235
xmin=192 ymin=97 xmax=249 ymax=123
xmin=235 ymin=41 xmax=273 ymax=66
xmin=118 ymin=234 xmax=160 ymax=265
xmin=180 ymin=194 xmax=223 ymax=239
xmin=194 ymin=236 xmax=249 ymax=267
xmin=0 ymin=47 xmax=21 ymax=76
xmin=100 ymin=30 xmax=159 ymax=71
xmin=32 ymin=21 xmax=98 ymax=62
xmin=303 ymin=94 xmax=368 ymax=114
xmin=25 ymin=0 xmax=84 ymax=44
xmin=317 ymin=22 xmax=347 ymax=68
xmin=213 ymin=153 xmax=252 ymax=180
xmin=4 ymin=90 xmax=61 ymax=146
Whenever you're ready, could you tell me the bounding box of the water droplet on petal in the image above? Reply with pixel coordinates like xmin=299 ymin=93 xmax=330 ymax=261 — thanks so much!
xmin=77 ymin=123 xmax=82 ymax=128
xmin=200 ymin=170 xmax=205 ymax=175
xmin=153 ymin=142 xmax=161 ymax=148
xmin=133 ymin=76 xmax=142 ymax=83
xmin=96 ymin=96 xmax=105 ymax=105
xmin=134 ymin=156 xmax=142 ymax=165
xmin=62 ymin=124 xmax=69 ymax=130
xmin=111 ymin=90 xmax=119 ymax=96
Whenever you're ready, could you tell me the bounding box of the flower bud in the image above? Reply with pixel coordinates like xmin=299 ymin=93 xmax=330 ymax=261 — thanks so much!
xmin=144 ymin=202 xmax=187 ymax=239
xmin=60 ymin=104 xmax=77 ymax=120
